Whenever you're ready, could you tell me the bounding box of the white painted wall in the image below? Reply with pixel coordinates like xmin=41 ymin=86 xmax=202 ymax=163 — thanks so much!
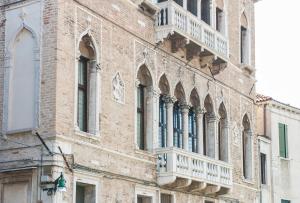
xmin=266 ymin=104 xmax=300 ymax=203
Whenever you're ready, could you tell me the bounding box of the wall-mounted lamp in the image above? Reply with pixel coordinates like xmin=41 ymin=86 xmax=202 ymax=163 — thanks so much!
xmin=43 ymin=172 xmax=66 ymax=195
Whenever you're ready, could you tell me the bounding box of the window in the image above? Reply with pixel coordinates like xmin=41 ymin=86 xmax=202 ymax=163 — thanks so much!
xmin=201 ymin=0 xmax=211 ymax=25
xmin=137 ymin=195 xmax=152 ymax=203
xmin=137 ymin=84 xmax=146 ymax=150
xmin=173 ymin=102 xmax=183 ymax=148
xmin=260 ymin=153 xmax=267 ymax=184
xmin=136 ymin=65 xmax=153 ymax=151
xmin=76 ymin=34 xmax=99 ymax=135
xmin=188 ymin=109 xmax=197 ymax=152
xmin=281 ymin=200 xmax=291 ymax=203
xmin=78 ymin=56 xmax=88 ymax=132
xmin=159 ymin=96 xmax=167 ymax=148
xmin=279 ymin=123 xmax=288 ymax=158
xmin=161 ymin=193 xmax=172 ymax=203
xmin=187 ymin=0 xmax=198 ymax=16
xmin=76 ymin=182 xmax=96 ymax=203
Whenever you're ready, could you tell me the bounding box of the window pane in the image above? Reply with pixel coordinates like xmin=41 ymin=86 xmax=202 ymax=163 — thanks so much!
xmin=137 ymin=85 xmax=145 ymax=150
xmin=187 ymin=0 xmax=198 ymax=16
xmin=78 ymin=88 xmax=87 ymax=132
xmin=161 ymin=194 xmax=172 ymax=203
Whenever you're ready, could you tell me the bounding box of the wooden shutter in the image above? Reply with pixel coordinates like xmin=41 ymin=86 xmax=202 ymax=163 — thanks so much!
xmin=279 ymin=123 xmax=287 ymax=158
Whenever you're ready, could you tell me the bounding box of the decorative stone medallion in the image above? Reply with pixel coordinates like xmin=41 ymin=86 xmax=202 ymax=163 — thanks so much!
xmin=112 ymin=72 xmax=125 ymax=104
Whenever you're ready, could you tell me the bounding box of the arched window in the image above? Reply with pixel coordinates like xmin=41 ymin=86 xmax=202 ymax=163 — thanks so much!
xmin=77 ymin=34 xmax=99 ymax=134
xmin=158 ymin=74 xmax=170 ymax=148
xmin=201 ymin=0 xmax=211 ymax=25
xmin=6 ymin=27 xmax=39 ymax=132
xmin=218 ymin=102 xmax=229 ymax=162
xmin=136 ymin=65 xmax=153 ymax=150
xmin=203 ymin=95 xmax=215 ymax=158
xmin=243 ymin=114 xmax=252 ymax=179
xmin=189 ymin=88 xmax=200 ymax=153
xmin=240 ymin=12 xmax=249 ymax=64
xmin=173 ymin=82 xmax=186 ymax=149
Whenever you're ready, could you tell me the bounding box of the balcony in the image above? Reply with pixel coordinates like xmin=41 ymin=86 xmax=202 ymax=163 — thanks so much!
xmin=155 ymin=1 xmax=228 ymax=73
xmin=156 ymin=147 xmax=232 ymax=195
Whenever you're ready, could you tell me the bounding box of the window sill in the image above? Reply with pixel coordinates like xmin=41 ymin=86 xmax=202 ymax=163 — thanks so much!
xmin=242 ymin=177 xmax=254 ymax=185
xmin=5 ymin=128 xmax=35 ymax=135
xmin=279 ymin=157 xmax=291 ymax=161
xmin=74 ymin=129 xmax=100 ymax=140
xmin=134 ymin=148 xmax=156 ymax=159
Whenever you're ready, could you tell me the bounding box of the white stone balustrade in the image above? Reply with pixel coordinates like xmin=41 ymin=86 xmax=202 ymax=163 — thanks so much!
xmin=156 ymin=147 xmax=232 ymax=190
xmin=156 ymin=1 xmax=228 ymax=59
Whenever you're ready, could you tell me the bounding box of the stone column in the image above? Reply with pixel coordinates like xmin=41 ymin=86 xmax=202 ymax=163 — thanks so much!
xmin=145 ymin=86 xmax=155 ymax=151
xmin=165 ymin=96 xmax=174 ymax=148
xmin=207 ymin=115 xmax=217 ymax=158
xmin=151 ymin=88 xmax=160 ymax=150
xmin=181 ymin=104 xmax=190 ymax=151
xmin=196 ymin=107 xmax=204 ymax=154
xmin=88 ymin=60 xmax=100 ymax=135
xmin=219 ymin=120 xmax=229 ymax=162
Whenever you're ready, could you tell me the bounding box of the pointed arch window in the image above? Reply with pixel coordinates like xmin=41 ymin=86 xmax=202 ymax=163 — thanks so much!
xmin=173 ymin=102 xmax=183 ymax=148
xmin=243 ymin=114 xmax=252 ymax=180
xmin=76 ymin=34 xmax=100 ymax=135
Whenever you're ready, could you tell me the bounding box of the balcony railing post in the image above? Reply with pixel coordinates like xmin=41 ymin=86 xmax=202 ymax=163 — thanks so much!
xmin=168 ymin=2 xmax=173 ymax=26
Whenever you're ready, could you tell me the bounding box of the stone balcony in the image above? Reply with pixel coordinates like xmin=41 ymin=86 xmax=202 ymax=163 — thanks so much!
xmin=156 ymin=147 xmax=232 ymax=195
xmin=155 ymin=1 xmax=228 ymax=74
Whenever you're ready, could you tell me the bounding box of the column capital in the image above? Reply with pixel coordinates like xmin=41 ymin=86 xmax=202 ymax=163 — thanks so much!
xmin=163 ymin=95 xmax=176 ymax=104
xmin=135 ymin=79 xmax=141 ymax=87
xmin=180 ymin=103 xmax=190 ymax=113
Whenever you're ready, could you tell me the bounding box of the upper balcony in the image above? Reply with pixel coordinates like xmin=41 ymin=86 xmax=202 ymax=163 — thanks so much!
xmin=156 ymin=147 xmax=232 ymax=195
xmin=155 ymin=0 xmax=228 ymax=73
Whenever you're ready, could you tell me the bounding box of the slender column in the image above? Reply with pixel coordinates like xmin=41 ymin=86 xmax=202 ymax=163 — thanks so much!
xmin=220 ymin=120 xmax=229 ymax=162
xmin=88 ymin=60 xmax=99 ymax=135
xmin=196 ymin=107 xmax=204 ymax=154
xmin=183 ymin=0 xmax=187 ymax=9
xmin=165 ymin=96 xmax=174 ymax=147
xmin=145 ymin=87 xmax=155 ymax=151
xmin=151 ymin=88 xmax=160 ymax=150
xmin=207 ymin=115 xmax=217 ymax=158
xmin=181 ymin=103 xmax=190 ymax=151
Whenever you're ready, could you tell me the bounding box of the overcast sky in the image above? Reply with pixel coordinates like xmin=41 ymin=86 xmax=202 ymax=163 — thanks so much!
xmin=255 ymin=0 xmax=300 ymax=108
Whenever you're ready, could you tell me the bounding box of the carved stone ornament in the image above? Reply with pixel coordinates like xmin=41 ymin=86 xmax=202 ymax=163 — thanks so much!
xmin=231 ymin=122 xmax=241 ymax=145
xmin=112 ymin=72 xmax=125 ymax=104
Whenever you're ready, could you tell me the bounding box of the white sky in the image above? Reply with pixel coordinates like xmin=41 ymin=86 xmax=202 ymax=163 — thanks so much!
xmin=255 ymin=0 xmax=300 ymax=108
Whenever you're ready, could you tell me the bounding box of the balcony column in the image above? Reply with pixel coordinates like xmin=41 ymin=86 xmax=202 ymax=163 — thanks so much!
xmin=181 ymin=103 xmax=190 ymax=151
xmin=183 ymin=0 xmax=187 ymax=9
xmin=197 ymin=0 xmax=201 ymax=19
xmin=166 ymin=96 xmax=175 ymax=147
xmin=196 ymin=107 xmax=204 ymax=154
xmin=207 ymin=114 xmax=217 ymax=158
